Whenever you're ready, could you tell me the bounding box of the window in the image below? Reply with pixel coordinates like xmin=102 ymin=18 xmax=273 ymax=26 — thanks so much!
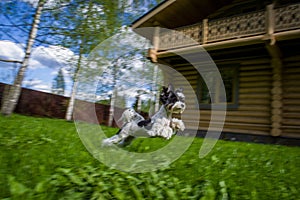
xmin=197 ymin=65 xmax=239 ymax=109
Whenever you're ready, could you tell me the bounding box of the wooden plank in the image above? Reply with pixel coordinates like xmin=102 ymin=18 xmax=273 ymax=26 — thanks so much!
xmin=240 ymin=65 xmax=271 ymax=71
xmin=239 ymin=87 xmax=271 ymax=94
xmin=223 ymin=124 xmax=270 ymax=132
xmin=196 ymin=114 xmax=271 ymax=124
xmin=239 ymin=81 xmax=272 ymax=88
xmin=240 ymin=76 xmax=272 ymax=82
xmin=241 ymin=58 xmax=270 ymax=65
xmin=283 ymin=106 xmax=300 ymax=112
xmin=238 ymin=105 xmax=270 ymax=111
xmin=282 ymin=127 xmax=300 ymax=133
xmin=228 ymin=111 xmax=270 ymax=117
xmin=239 ymin=93 xmax=270 ymax=99
xmin=283 ymin=56 xmax=300 ymax=62
xmin=239 ymin=99 xmax=270 ymax=105
xmin=282 ymin=80 xmax=300 ymax=87
xmin=283 ymin=99 xmax=300 ymax=105
xmin=282 ymin=113 xmax=300 ymax=119
xmin=174 ymin=74 xmax=198 ymax=80
xmin=179 ymin=71 xmax=199 ymax=76
xmin=174 ymin=65 xmax=195 ymax=71
xmin=222 ymin=128 xmax=270 ymax=135
xmin=239 ymin=71 xmax=272 ymax=77
xmin=197 ymin=110 xmax=270 ymax=117
xmin=282 ymin=74 xmax=300 ymax=80
xmin=223 ymin=122 xmax=270 ymax=128
xmin=282 ymin=119 xmax=300 ymax=126
xmin=283 ymin=87 xmax=300 ymax=93
xmin=225 ymin=116 xmax=270 ymax=124
xmin=283 ymin=62 xmax=300 ymax=67
xmin=283 ymin=67 xmax=300 ymax=74
xmin=187 ymin=121 xmax=271 ymax=135
xmin=283 ymin=93 xmax=300 ymax=99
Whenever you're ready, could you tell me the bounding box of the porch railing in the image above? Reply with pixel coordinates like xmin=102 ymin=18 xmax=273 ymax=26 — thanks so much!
xmin=159 ymin=3 xmax=300 ymax=50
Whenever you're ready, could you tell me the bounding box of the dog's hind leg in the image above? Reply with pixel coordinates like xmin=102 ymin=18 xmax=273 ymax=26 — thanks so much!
xmin=118 ymin=135 xmax=135 ymax=147
xmin=102 ymin=134 xmax=123 ymax=146
xmin=102 ymin=123 xmax=132 ymax=146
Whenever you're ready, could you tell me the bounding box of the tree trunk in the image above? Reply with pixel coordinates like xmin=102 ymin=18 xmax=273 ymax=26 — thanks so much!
xmin=1 ymin=0 xmax=45 ymax=116
xmin=65 ymin=46 xmax=83 ymax=121
xmin=108 ymin=88 xmax=117 ymax=127
xmin=152 ymin=65 xmax=160 ymax=112
xmin=65 ymin=80 xmax=78 ymax=121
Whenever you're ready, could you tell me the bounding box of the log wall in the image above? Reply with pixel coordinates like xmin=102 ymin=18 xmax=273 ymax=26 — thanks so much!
xmin=282 ymin=56 xmax=300 ymax=138
xmin=166 ymin=54 xmax=300 ymax=139
xmin=167 ymin=57 xmax=278 ymax=137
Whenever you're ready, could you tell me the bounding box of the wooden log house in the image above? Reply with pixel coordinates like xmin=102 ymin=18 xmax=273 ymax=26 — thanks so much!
xmin=132 ymin=0 xmax=300 ymax=142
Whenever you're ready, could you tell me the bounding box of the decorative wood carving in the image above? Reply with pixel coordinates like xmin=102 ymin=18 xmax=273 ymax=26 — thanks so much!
xmin=158 ymin=3 xmax=300 ymax=50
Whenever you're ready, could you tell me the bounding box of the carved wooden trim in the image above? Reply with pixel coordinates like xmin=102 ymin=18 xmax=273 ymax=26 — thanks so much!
xmin=158 ymin=3 xmax=300 ymax=51
xmin=202 ymin=19 xmax=208 ymax=44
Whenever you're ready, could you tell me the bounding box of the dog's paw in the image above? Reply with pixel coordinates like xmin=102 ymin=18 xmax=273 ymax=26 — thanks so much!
xmin=171 ymin=118 xmax=185 ymax=131
xmin=101 ymin=138 xmax=113 ymax=147
xmin=148 ymin=130 xmax=156 ymax=137
xmin=160 ymin=127 xmax=173 ymax=140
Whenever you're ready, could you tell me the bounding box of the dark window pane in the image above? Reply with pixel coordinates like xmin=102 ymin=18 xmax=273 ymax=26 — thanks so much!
xmin=220 ymin=68 xmax=235 ymax=103
xmin=198 ymin=65 xmax=238 ymax=108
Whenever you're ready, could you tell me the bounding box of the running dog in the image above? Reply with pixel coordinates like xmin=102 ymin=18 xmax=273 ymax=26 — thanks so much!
xmin=102 ymin=85 xmax=186 ymax=147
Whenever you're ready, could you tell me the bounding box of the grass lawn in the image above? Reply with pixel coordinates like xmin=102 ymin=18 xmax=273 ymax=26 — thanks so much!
xmin=0 ymin=114 xmax=299 ymax=199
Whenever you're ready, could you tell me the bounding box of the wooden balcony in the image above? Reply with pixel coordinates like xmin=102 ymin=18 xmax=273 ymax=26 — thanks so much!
xmin=158 ymin=3 xmax=300 ymax=51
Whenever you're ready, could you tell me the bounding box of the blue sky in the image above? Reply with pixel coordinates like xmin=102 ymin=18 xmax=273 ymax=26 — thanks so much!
xmin=0 ymin=0 xmax=159 ymax=97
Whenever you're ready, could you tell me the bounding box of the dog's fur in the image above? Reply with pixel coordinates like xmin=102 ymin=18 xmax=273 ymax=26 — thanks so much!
xmin=102 ymin=85 xmax=186 ymax=147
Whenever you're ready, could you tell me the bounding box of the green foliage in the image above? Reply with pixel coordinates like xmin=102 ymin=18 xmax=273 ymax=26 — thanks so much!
xmin=1 ymin=114 xmax=300 ymax=199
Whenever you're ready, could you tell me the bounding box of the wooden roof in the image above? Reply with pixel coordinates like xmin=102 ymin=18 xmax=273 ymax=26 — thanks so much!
xmin=132 ymin=0 xmax=233 ymax=29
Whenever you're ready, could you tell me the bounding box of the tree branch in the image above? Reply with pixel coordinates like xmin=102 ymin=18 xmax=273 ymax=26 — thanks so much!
xmin=0 ymin=59 xmax=22 ymax=64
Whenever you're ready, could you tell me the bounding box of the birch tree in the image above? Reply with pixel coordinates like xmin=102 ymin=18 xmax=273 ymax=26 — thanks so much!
xmin=63 ymin=0 xmax=124 ymax=121
xmin=1 ymin=0 xmax=46 ymax=116
xmin=92 ymin=30 xmax=164 ymax=126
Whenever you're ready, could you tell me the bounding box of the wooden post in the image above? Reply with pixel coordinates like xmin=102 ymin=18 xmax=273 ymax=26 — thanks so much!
xmin=265 ymin=3 xmax=283 ymax=136
xmin=153 ymin=25 xmax=160 ymax=50
xmin=202 ymin=19 xmax=208 ymax=44
xmin=148 ymin=25 xmax=160 ymax=63
xmin=266 ymin=42 xmax=283 ymax=137
xmin=271 ymin=57 xmax=282 ymax=136
xmin=266 ymin=4 xmax=275 ymax=36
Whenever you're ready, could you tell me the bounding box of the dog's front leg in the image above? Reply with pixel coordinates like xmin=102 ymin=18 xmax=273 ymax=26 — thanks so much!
xmin=171 ymin=118 xmax=185 ymax=132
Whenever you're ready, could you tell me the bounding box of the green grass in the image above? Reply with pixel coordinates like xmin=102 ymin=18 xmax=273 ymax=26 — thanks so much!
xmin=0 ymin=114 xmax=299 ymax=199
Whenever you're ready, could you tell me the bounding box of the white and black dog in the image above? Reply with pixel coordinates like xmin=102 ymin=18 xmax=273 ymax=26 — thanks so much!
xmin=102 ymin=84 xmax=186 ymax=147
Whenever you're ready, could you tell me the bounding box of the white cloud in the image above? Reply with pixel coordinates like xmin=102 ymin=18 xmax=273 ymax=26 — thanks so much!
xmin=0 ymin=40 xmax=78 ymax=96
xmin=0 ymin=40 xmax=77 ymax=70
xmin=23 ymin=78 xmax=43 ymax=86
xmin=23 ymin=78 xmax=52 ymax=93
xmin=0 ymin=40 xmax=24 ymax=61
xmin=33 ymin=83 xmax=52 ymax=93
xmin=30 ymin=45 xmax=77 ymax=70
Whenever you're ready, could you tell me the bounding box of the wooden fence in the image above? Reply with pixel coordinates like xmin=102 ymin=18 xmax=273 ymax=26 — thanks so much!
xmin=0 ymin=83 xmax=134 ymax=127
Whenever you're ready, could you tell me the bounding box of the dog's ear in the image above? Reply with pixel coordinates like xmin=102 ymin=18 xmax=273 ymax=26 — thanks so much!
xmin=175 ymin=88 xmax=183 ymax=93
xmin=160 ymin=86 xmax=169 ymax=104
xmin=161 ymin=86 xmax=168 ymax=92
xmin=167 ymin=84 xmax=174 ymax=93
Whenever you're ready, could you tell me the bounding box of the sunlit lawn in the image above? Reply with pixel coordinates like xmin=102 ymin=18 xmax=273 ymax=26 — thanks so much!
xmin=0 ymin=114 xmax=299 ymax=199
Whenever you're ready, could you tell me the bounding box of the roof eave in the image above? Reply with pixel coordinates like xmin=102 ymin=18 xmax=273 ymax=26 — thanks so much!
xmin=131 ymin=0 xmax=176 ymax=29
